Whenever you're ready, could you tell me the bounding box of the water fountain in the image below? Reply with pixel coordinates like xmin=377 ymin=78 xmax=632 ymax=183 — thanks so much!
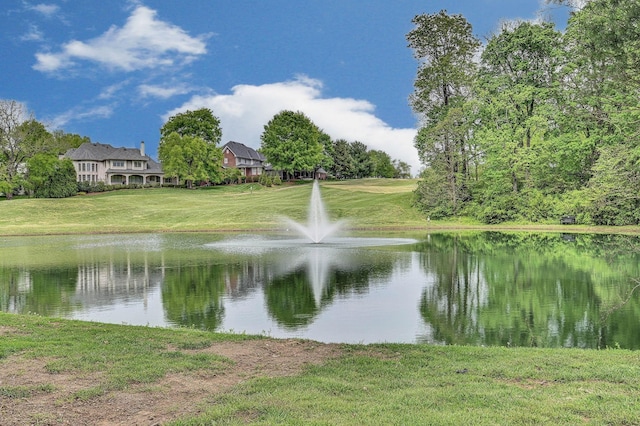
xmin=210 ymin=180 xmax=414 ymax=251
xmin=203 ymin=181 xmax=417 ymax=314
xmin=283 ymin=180 xmax=345 ymax=243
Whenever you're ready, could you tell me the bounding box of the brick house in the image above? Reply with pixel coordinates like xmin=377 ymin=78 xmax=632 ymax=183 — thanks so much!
xmin=222 ymin=141 xmax=266 ymax=179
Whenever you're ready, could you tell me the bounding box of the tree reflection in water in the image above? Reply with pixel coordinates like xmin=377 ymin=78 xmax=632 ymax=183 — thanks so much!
xmin=416 ymin=232 xmax=640 ymax=349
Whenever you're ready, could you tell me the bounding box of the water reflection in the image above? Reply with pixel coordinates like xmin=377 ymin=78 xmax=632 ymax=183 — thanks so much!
xmin=1 ymin=232 xmax=640 ymax=348
xmin=263 ymin=246 xmax=397 ymax=328
xmin=416 ymin=233 xmax=640 ymax=348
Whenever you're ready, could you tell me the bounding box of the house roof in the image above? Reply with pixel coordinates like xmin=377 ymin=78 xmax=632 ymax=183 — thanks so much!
xmin=64 ymin=142 xmax=149 ymax=162
xmin=223 ymin=141 xmax=265 ymax=162
xmin=145 ymin=158 xmax=163 ymax=173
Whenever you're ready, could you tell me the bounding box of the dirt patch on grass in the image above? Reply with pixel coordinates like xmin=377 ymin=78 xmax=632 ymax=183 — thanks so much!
xmin=0 ymin=339 xmax=343 ymax=425
xmin=0 ymin=326 xmax=25 ymax=336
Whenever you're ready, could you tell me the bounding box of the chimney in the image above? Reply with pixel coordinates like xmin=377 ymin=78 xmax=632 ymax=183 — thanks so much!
xmin=140 ymin=141 xmax=145 ymax=157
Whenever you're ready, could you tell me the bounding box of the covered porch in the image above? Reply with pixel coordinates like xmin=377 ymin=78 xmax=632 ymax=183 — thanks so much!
xmin=108 ymin=173 xmax=163 ymax=185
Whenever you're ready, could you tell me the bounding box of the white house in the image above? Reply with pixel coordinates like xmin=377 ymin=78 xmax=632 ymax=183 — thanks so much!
xmin=62 ymin=141 xmax=164 ymax=185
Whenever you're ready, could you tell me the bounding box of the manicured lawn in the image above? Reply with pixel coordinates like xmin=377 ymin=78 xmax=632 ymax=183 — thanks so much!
xmin=0 ymin=179 xmax=428 ymax=235
xmin=2 ymin=178 xmax=637 ymax=236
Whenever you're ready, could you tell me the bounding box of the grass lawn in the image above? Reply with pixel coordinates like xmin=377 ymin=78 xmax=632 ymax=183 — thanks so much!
xmin=0 ymin=179 xmax=428 ymax=235
xmin=2 ymin=178 xmax=637 ymax=236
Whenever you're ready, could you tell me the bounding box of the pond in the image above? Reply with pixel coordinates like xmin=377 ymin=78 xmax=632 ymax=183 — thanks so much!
xmin=1 ymin=231 xmax=640 ymax=349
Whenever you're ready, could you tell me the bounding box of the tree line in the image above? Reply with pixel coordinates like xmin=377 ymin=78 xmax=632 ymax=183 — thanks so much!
xmin=159 ymin=108 xmax=411 ymax=188
xmin=0 ymin=100 xmax=89 ymax=199
xmin=0 ymin=101 xmax=411 ymax=198
xmin=408 ymin=0 xmax=640 ymax=225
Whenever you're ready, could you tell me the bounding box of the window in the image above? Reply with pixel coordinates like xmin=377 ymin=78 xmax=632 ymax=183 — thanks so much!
xmin=91 ymin=163 xmax=96 ymax=172
xmin=112 ymin=161 xmax=124 ymax=168
xmin=224 ymin=157 xmax=228 ymax=165
xmin=134 ymin=161 xmax=142 ymax=168
xmin=81 ymin=163 xmax=85 ymax=172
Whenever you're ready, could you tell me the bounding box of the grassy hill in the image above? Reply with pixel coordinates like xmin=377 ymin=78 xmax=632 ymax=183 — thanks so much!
xmin=0 ymin=179 xmax=429 ymax=236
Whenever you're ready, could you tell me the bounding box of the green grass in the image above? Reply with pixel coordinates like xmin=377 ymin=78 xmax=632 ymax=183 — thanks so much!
xmin=0 ymin=180 xmax=428 ymax=235
xmin=3 ymin=178 xmax=638 ymax=236
xmin=181 ymin=346 xmax=640 ymax=425
xmin=0 ymin=384 xmax=54 ymax=398
xmin=2 ymin=313 xmax=639 ymax=425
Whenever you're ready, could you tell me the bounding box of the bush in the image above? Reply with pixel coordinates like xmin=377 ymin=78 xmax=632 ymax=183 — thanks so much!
xmin=468 ymin=194 xmax=520 ymax=224
xmin=412 ymin=170 xmax=455 ymax=219
xmin=259 ymin=174 xmax=273 ymax=187
xmin=77 ymin=181 xmax=155 ymax=193
xmin=516 ymin=189 xmax=562 ymax=222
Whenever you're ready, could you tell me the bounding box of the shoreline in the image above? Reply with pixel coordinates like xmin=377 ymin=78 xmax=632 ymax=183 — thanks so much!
xmin=2 ymin=223 xmax=640 ymax=238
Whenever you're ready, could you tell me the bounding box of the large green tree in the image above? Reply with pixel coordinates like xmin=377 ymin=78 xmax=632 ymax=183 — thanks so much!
xmin=25 ymin=154 xmax=77 ymax=198
xmin=369 ymin=150 xmax=395 ymax=178
xmin=260 ymin=110 xmax=325 ymax=180
xmin=0 ymin=100 xmax=52 ymax=199
xmin=160 ymin=108 xmax=222 ymax=145
xmin=50 ymin=130 xmax=90 ymax=155
xmin=478 ymin=22 xmax=563 ymax=190
xmin=348 ymin=141 xmax=373 ymax=178
xmin=471 ymin=21 xmax=566 ymax=222
xmin=158 ymin=133 xmax=223 ymax=189
xmin=553 ymin=0 xmax=640 ymax=224
xmin=159 ymin=108 xmax=224 ymax=188
xmin=407 ymin=11 xmax=480 ymax=217
xmin=329 ymin=139 xmax=354 ymax=179
xmin=551 ymin=0 xmax=640 ymax=90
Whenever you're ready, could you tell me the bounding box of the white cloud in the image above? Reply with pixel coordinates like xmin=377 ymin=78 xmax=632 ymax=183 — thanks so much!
xmin=33 ymin=5 xmax=208 ymax=72
xmin=34 ymin=51 xmax=67 ymax=71
xmin=27 ymin=3 xmax=60 ymax=17
xmin=98 ymin=80 xmax=131 ymax=100
xmin=138 ymin=83 xmax=192 ymax=99
xmin=49 ymin=105 xmax=114 ymax=129
xmin=20 ymin=24 xmax=44 ymax=41
xmin=165 ymin=76 xmax=420 ymax=174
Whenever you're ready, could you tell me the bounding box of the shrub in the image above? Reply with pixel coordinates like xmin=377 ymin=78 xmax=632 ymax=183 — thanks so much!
xmin=468 ymin=194 xmax=519 ymax=224
xmin=516 ymin=189 xmax=562 ymax=222
xmin=259 ymin=174 xmax=273 ymax=187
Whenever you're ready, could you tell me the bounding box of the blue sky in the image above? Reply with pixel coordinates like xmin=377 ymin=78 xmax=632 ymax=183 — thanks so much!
xmin=1 ymin=1 xmax=574 ymax=173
